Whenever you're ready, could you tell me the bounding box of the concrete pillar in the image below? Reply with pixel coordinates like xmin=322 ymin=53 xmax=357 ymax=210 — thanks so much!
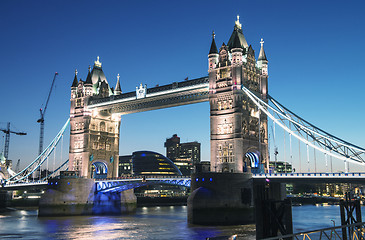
xmin=188 ymin=172 xmax=254 ymax=225
xmin=0 ymin=190 xmax=11 ymax=210
xmin=38 ymin=178 xmax=136 ymax=216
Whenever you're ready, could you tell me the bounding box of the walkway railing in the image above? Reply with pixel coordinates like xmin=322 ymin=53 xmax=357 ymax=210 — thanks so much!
xmin=261 ymin=222 xmax=365 ymax=240
xmin=253 ymin=172 xmax=365 ymax=178
xmin=95 ymin=175 xmax=191 ymax=182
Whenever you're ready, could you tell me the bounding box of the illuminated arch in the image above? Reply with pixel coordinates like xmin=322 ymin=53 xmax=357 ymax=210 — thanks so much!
xmin=245 ymin=152 xmax=260 ymax=168
xmin=91 ymin=161 xmax=108 ymax=179
xmin=244 ymin=150 xmax=264 ymax=174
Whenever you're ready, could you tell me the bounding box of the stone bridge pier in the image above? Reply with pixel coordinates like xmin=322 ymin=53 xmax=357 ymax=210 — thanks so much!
xmin=38 ymin=178 xmax=136 ymax=216
xmin=187 ymin=172 xmax=286 ymax=225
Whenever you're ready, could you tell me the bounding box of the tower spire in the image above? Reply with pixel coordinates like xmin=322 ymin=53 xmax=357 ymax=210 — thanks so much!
xmin=94 ymin=56 xmax=102 ymax=68
xmin=235 ymin=15 xmax=242 ymax=30
xmin=71 ymin=69 xmax=78 ymax=87
xmin=114 ymin=73 xmax=122 ymax=95
xmin=85 ymin=66 xmax=92 ymax=85
xmin=258 ymin=38 xmax=267 ymax=61
xmin=227 ymin=15 xmax=248 ymax=50
xmin=209 ymin=31 xmax=218 ymax=54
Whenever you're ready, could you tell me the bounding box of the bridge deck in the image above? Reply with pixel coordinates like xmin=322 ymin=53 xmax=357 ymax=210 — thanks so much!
xmin=253 ymin=172 xmax=365 ymax=183
xmin=88 ymin=77 xmax=209 ymax=114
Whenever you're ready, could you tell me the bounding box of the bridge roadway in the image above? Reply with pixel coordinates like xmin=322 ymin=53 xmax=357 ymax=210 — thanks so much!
xmin=3 ymin=172 xmax=365 ymax=191
xmin=253 ymin=172 xmax=365 ymax=184
xmin=88 ymin=77 xmax=209 ymax=114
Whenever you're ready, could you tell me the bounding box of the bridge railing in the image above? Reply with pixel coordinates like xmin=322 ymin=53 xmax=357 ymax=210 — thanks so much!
xmin=2 ymin=180 xmax=48 ymax=188
xmin=260 ymin=221 xmax=365 ymax=240
xmin=95 ymin=175 xmax=191 ymax=181
xmin=253 ymin=172 xmax=365 ymax=178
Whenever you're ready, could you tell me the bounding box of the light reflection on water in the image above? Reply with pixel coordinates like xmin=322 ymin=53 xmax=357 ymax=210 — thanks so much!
xmin=1 ymin=205 xmax=360 ymax=239
xmin=0 ymin=206 xmax=255 ymax=240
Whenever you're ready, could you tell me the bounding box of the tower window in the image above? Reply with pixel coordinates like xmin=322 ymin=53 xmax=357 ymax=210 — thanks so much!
xmin=100 ymin=122 xmax=105 ymax=132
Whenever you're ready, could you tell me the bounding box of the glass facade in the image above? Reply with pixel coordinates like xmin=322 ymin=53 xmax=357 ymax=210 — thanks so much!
xmin=164 ymin=134 xmax=201 ymax=175
xmin=132 ymin=151 xmax=182 ymax=176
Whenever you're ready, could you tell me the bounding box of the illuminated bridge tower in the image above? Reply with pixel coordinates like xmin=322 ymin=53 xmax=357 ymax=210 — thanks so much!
xmin=209 ymin=16 xmax=269 ymax=173
xmin=188 ymin=17 xmax=271 ymax=225
xmin=69 ymin=57 xmax=121 ymax=178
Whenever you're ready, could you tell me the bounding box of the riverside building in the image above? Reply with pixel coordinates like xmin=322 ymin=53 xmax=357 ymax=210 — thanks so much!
xmin=164 ymin=134 xmax=201 ymax=176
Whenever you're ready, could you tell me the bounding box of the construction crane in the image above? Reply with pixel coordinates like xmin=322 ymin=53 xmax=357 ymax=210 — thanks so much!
xmin=0 ymin=122 xmax=27 ymax=159
xmin=37 ymin=72 xmax=58 ymax=156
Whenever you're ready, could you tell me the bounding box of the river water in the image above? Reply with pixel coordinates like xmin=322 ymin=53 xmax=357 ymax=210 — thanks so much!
xmin=0 ymin=205 xmax=358 ymax=239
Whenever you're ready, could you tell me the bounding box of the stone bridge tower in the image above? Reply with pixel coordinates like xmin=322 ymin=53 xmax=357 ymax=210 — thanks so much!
xmin=209 ymin=16 xmax=269 ymax=173
xmin=69 ymin=57 xmax=121 ymax=178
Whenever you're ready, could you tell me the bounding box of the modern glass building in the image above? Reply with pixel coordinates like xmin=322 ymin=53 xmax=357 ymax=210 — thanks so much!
xmin=164 ymin=134 xmax=201 ymax=175
xmin=119 ymin=151 xmax=182 ymax=176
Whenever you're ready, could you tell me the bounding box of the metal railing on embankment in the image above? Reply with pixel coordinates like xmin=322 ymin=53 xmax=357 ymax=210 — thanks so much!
xmin=206 ymin=222 xmax=365 ymax=240
xmin=261 ymin=221 xmax=365 ymax=240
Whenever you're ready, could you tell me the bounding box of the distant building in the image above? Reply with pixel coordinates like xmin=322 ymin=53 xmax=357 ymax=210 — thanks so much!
xmin=118 ymin=155 xmax=133 ymax=175
xmin=195 ymin=161 xmax=211 ymax=173
xmin=269 ymin=161 xmax=292 ymax=173
xmin=118 ymin=151 xmax=182 ymax=177
xmin=164 ymin=134 xmax=201 ymax=175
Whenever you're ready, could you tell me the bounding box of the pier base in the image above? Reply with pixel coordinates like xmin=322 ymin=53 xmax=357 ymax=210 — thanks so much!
xmin=188 ymin=172 xmax=254 ymax=225
xmin=38 ymin=178 xmax=95 ymax=216
xmin=93 ymin=189 xmax=136 ymax=215
xmin=38 ymin=178 xmax=136 ymax=216
xmin=0 ymin=190 xmax=11 ymax=210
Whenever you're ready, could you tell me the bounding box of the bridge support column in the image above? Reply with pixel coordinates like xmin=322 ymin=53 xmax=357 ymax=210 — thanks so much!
xmin=39 ymin=178 xmax=95 ymax=216
xmin=38 ymin=178 xmax=136 ymax=216
xmin=93 ymin=189 xmax=136 ymax=215
xmin=0 ymin=190 xmax=11 ymax=210
xmin=188 ymin=172 xmax=254 ymax=225
xmin=254 ymin=179 xmax=291 ymax=239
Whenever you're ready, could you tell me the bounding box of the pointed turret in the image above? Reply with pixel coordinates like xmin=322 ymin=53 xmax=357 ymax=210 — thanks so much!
xmin=209 ymin=31 xmax=218 ymax=54
xmin=231 ymin=31 xmax=244 ymax=65
xmin=71 ymin=69 xmax=78 ymax=87
xmin=208 ymin=31 xmax=219 ymax=71
xmin=114 ymin=74 xmax=122 ymax=95
xmin=83 ymin=66 xmax=93 ymax=96
xmin=247 ymin=45 xmax=255 ymax=56
xmin=257 ymin=38 xmax=268 ymax=76
xmin=227 ymin=15 xmax=248 ymax=51
xmin=85 ymin=65 xmax=92 ymax=85
xmin=231 ymin=31 xmax=242 ymax=50
xmin=258 ymin=38 xmax=267 ymax=61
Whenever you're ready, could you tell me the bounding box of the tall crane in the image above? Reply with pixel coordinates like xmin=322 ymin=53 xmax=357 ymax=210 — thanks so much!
xmin=0 ymin=122 xmax=27 ymax=159
xmin=37 ymin=72 xmax=58 ymax=156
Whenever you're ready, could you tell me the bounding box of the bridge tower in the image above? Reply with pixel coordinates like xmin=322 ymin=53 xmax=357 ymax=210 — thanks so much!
xmin=209 ymin=16 xmax=269 ymax=173
xmin=69 ymin=57 xmax=121 ymax=178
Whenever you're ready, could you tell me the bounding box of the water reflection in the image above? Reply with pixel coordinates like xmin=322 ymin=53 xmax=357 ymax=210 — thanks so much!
xmin=0 ymin=206 xmax=253 ymax=239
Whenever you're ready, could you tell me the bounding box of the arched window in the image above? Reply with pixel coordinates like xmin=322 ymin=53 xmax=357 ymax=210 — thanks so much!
xmin=100 ymin=122 xmax=105 ymax=132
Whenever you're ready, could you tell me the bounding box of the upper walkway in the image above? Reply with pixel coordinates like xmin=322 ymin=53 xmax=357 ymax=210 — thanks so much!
xmin=88 ymin=77 xmax=209 ymax=114
xmin=3 ymin=172 xmax=365 ymax=191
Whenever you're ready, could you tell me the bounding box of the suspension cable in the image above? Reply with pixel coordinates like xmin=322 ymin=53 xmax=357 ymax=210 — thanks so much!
xmin=7 ymin=118 xmax=70 ymax=182
xmin=241 ymin=85 xmax=364 ymax=165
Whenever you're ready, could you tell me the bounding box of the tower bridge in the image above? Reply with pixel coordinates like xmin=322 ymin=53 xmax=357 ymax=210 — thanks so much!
xmin=1 ymin=16 xmax=365 ymax=228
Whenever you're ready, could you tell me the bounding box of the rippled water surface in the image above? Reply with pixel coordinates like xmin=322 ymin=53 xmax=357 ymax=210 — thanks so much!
xmin=0 ymin=206 xmax=255 ymax=240
xmin=0 ymin=205 xmax=360 ymax=239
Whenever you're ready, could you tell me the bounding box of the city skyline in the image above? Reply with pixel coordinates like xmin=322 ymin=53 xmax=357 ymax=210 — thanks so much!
xmin=1 ymin=0 xmax=364 ymax=172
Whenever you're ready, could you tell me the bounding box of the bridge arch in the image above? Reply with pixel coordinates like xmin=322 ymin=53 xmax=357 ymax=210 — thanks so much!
xmin=91 ymin=161 xmax=108 ymax=179
xmin=243 ymin=149 xmax=264 ymax=174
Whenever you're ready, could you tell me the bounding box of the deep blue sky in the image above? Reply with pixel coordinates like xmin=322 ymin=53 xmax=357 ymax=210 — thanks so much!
xmin=1 ymin=0 xmax=364 ymax=172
